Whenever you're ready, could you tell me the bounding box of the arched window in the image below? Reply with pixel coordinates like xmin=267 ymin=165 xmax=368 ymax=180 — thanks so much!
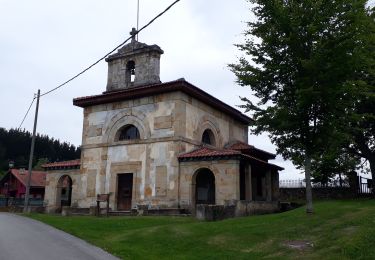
xmin=126 ymin=60 xmax=135 ymax=83
xmin=118 ymin=125 xmax=140 ymax=141
xmin=202 ymin=129 xmax=215 ymax=146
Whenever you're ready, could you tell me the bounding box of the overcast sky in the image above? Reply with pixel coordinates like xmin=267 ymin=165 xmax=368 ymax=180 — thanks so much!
xmin=0 ymin=0 xmax=302 ymax=179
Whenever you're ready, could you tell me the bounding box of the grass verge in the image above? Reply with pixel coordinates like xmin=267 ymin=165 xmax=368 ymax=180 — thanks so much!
xmin=27 ymin=199 xmax=375 ymax=259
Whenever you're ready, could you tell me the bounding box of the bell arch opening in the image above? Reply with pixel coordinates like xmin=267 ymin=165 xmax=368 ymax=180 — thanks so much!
xmin=126 ymin=60 xmax=136 ymax=83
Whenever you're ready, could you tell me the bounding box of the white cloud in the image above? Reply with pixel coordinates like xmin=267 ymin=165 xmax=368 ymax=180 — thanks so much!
xmin=0 ymin=0 xmax=299 ymax=179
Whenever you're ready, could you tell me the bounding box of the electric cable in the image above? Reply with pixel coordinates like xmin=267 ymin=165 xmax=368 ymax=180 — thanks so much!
xmin=40 ymin=0 xmax=180 ymax=97
xmin=16 ymin=0 xmax=180 ymax=130
xmin=18 ymin=97 xmax=35 ymax=130
xmin=17 ymin=96 xmax=36 ymax=130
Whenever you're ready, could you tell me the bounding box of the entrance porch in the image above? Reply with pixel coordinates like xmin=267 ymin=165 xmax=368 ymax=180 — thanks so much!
xmin=178 ymin=145 xmax=283 ymax=215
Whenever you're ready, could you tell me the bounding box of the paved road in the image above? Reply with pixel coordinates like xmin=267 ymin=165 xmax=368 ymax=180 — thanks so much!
xmin=0 ymin=212 xmax=119 ymax=260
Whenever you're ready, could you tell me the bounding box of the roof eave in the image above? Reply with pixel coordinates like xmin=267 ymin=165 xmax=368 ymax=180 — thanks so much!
xmin=73 ymin=80 xmax=253 ymax=125
xmin=251 ymin=147 xmax=276 ymax=159
xmin=178 ymin=154 xmax=242 ymax=162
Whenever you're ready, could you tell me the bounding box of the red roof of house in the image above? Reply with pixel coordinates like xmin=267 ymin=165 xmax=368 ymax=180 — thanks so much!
xmin=73 ymin=79 xmax=253 ymax=125
xmin=10 ymin=169 xmax=46 ymax=187
xmin=42 ymin=159 xmax=81 ymax=169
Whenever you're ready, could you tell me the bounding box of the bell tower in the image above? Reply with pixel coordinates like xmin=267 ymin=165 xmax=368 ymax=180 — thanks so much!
xmin=105 ymin=28 xmax=164 ymax=92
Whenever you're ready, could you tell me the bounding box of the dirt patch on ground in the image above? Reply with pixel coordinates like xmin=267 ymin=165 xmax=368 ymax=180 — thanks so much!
xmin=283 ymin=240 xmax=314 ymax=250
xmin=340 ymin=226 xmax=358 ymax=236
xmin=208 ymin=234 xmax=234 ymax=246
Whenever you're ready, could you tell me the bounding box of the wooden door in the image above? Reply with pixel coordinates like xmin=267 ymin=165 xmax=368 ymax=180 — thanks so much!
xmin=117 ymin=173 xmax=133 ymax=210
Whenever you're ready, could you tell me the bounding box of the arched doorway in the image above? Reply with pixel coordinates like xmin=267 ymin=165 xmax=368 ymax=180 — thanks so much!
xmin=56 ymin=175 xmax=72 ymax=208
xmin=194 ymin=168 xmax=215 ymax=205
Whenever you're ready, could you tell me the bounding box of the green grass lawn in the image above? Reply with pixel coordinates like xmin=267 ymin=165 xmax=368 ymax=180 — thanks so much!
xmin=27 ymin=200 xmax=375 ymax=259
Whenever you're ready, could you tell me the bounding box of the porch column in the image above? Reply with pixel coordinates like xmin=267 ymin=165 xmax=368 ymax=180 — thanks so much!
xmin=266 ymin=169 xmax=272 ymax=202
xmin=272 ymin=170 xmax=279 ymax=200
xmin=245 ymin=164 xmax=252 ymax=201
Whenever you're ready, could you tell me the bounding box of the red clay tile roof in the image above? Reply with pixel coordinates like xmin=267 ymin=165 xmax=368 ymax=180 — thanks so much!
xmin=178 ymin=146 xmax=283 ymax=171
xmin=42 ymin=159 xmax=81 ymax=169
xmin=226 ymin=141 xmax=254 ymax=150
xmin=10 ymin=169 xmax=46 ymax=187
xmin=178 ymin=147 xmax=241 ymax=159
xmin=73 ymin=79 xmax=253 ymax=125
xmin=226 ymin=141 xmax=276 ymax=160
xmin=241 ymin=154 xmax=283 ymax=170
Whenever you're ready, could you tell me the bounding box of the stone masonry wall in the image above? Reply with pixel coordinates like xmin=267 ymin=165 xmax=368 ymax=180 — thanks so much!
xmin=184 ymin=94 xmax=248 ymax=147
xmin=195 ymin=201 xmax=280 ymax=221
xmin=107 ymin=51 xmax=161 ymax=90
xmin=44 ymin=169 xmax=80 ymax=213
xmin=179 ymin=160 xmax=240 ymax=210
xmin=76 ymin=91 xmax=248 ymax=210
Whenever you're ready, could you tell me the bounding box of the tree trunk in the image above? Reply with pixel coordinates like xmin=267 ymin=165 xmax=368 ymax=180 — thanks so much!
xmin=369 ymin=157 xmax=375 ymax=195
xmin=305 ymin=155 xmax=314 ymax=214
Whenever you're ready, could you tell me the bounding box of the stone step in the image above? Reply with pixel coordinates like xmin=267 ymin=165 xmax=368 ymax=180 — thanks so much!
xmin=108 ymin=209 xmax=191 ymax=217
xmin=166 ymin=214 xmax=192 ymax=217
xmin=108 ymin=210 xmax=133 ymax=216
xmin=147 ymin=208 xmax=190 ymax=216
xmin=70 ymin=212 xmax=91 ymax=216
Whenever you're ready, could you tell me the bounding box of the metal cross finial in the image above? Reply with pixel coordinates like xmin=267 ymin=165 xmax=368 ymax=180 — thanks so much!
xmin=130 ymin=27 xmax=137 ymax=42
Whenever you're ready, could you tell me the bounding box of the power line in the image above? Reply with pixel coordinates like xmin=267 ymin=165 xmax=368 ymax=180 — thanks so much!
xmin=18 ymin=96 xmax=36 ymax=130
xmin=40 ymin=0 xmax=180 ymax=97
xmin=16 ymin=0 xmax=180 ymax=130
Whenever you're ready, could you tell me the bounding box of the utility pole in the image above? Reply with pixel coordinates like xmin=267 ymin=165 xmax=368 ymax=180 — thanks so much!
xmin=23 ymin=89 xmax=40 ymax=213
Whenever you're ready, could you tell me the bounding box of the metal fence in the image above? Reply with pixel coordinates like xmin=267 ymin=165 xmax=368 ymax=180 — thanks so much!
xmin=280 ymin=176 xmax=372 ymax=194
xmin=358 ymin=176 xmax=373 ymax=194
xmin=0 ymin=198 xmax=8 ymax=207
xmin=280 ymin=179 xmax=350 ymax=188
xmin=279 ymin=179 xmax=306 ymax=188
xmin=0 ymin=197 xmax=44 ymax=207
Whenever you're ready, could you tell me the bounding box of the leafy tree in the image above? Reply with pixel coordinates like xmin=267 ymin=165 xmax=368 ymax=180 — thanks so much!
xmin=345 ymin=6 xmax=375 ymax=182
xmin=310 ymin=5 xmax=375 ymax=186
xmin=33 ymin=158 xmax=50 ymax=171
xmin=311 ymin=150 xmax=360 ymax=187
xmin=230 ymin=0 xmax=373 ymax=212
xmin=0 ymin=128 xmax=80 ymax=172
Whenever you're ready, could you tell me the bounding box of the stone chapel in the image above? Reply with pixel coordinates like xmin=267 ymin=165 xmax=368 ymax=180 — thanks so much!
xmin=43 ymin=34 xmax=283 ymax=214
